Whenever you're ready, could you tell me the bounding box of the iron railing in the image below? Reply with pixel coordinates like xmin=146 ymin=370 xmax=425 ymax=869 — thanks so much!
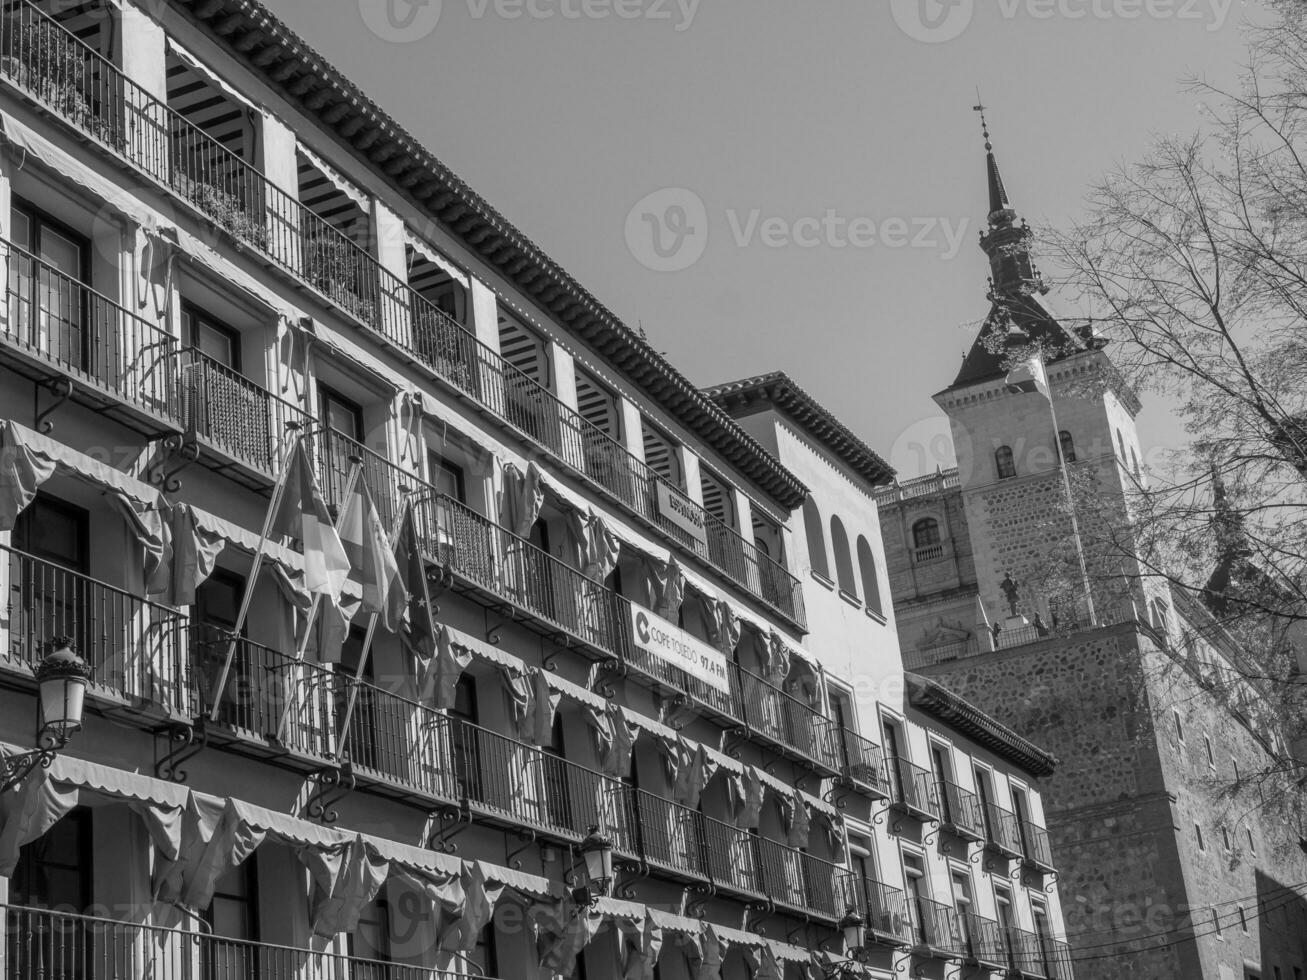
xmin=837 ymin=727 xmax=885 ymax=795
xmin=2 ymin=544 xmax=189 ymax=712
xmin=983 ymin=801 xmax=1024 ymax=857
xmin=1021 ymin=819 xmax=1056 ymax=871
xmin=0 ymin=237 xmax=178 ymax=417
xmin=0 ymin=0 xmax=806 ymax=629
xmin=2 ymin=903 xmax=501 ymax=980
xmin=737 ymin=664 xmax=840 ymax=772
xmin=911 ymin=898 xmax=963 ymax=956
xmin=884 ymin=757 xmax=940 ymax=820
xmin=1007 ymin=926 xmax=1050 ymax=977
xmin=936 ymin=780 xmax=985 ymax=839
xmin=1039 ymin=937 xmax=1075 ymax=979
xmin=958 ymin=912 xmax=1006 ymax=966
xmin=836 ymin=875 xmax=914 ymax=947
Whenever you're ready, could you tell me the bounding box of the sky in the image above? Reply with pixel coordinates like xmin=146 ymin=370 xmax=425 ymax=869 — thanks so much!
xmin=261 ymin=0 xmax=1270 ymax=479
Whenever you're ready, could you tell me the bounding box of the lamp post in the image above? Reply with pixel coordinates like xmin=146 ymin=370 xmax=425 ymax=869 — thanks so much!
xmin=569 ymin=826 xmax=614 ymax=909
xmin=821 ymin=910 xmax=872 ymax=978
xmin=0 ymin=639 xmax=90 ymax=792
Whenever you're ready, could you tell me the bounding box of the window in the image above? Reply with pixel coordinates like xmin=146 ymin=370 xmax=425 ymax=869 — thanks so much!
xmin=912 ymin=517 xmax=941 ymax=550
xmin=1195 ymin=823 xmax=1205 ymax=851
xmin=857 ymin=536 xmax=883 ymax=616
xmin=1058 ymin=430 xmax=1076 ymax=463
xmin=1212 ymin=908 xmax=1223 ymax=937
xmin=575 ymin=367 xmax=621 ymax=440
xmin=12 ymin=807 xmax=92 ymax=910
xmin=429 ymin=451 xmax=467 ymax=504
xmin=995 ymin=446 xmax=1016 ymax=479
xmin=497 ymin=313 xmax=550 ymax=385
xmin=902 ymin=852 xmax=930 ymax=947
xmin=883 ymin=720 xmax=906 ymax=800
xmin=830 ymin=516 xmax=858 ymax=597
xmin=1117 ymin=430 xmax=1127 ymax=461
xmin=993 ymin=884 xmax=1015 ymax=932
xmin=1238 ymin=906 xmax=1249 ymax=934
xmin=1131 ymin=447 xmax=1141 ymax=478
xmin=640 ymin=419 xmax=682 ymax=489
xmin=184 ymin=303 xmax=242 ymax=371
xmin=802 ymin=499 xmax=830 ymax=580
xmin=1174 ymin=711 xmax=1184 ymax=743
xmin=1247 ymin=828 xmax=1257 ymax=855
xmin=1221 ymin=827 xmax=1231 ymax=852
xmin=1204 ymin=737 xmax=1215 ymax=769
xmin=11 ymin=200 xmax=91 ymax=367
xmin=700 ymin=468 xmax=736 ymax=530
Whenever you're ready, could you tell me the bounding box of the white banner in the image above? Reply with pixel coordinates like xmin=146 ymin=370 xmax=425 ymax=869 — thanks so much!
xmin=628 ymin=602 xmax=730 ymax=695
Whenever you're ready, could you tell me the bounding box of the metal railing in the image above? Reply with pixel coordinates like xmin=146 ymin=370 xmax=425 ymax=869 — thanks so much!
xmin=1021 ymin=819 xmax=1056 ymax=871
xmin=885 ymin=757 xmax=940 ymax=820
xmin=2 ymin=544 xmax=189 ymax=712
xmin=2 ymin=903 xmax=500 ymax=980
xmin=836 ymin=875 xmax=914 ymax=947
xmin=911 ymin=898 xmax=963 ymax=956
xmin=901 ymin=636 xmax=980 ymax=670
xmin=0 ymin=0 xmax=806 ymax=630
xmin=936 ymin=780 xmax=985 ymax=839
xmin=837 ymin=727 xmax=885 ymax=794
xmin=737 ymin=664 xmax=839 ymax=772
xmin=1039 ymin=937 xmax=1075 ymax=980
xmin=0 ymin=237 xmax=178 ymax=416
xmin=1007 ymin=927 xmax=1049 ymax=977
xmin=958 ymin=912 xmax=1006 ymax=966
xmin=983 ymin=801 xmax=1024 ymax=856
xmin=179 ymin=347 xmax=312 ymax=475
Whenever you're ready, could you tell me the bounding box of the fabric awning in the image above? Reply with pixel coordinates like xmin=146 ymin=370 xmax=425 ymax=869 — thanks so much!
xmin=165 ymin=37 xmax=260 ymax=114
xmin=594 ymin=896 xmax=646 ymax=921
xmin=403 ymin=228 xmax=470 ymax=287
xmin=474 ymin=860 xmax=558 ymax=900
xmin=647 ymin=908 xmax=704 ymax=937
xmin=369 ymin=835 xmax=464 ymax=878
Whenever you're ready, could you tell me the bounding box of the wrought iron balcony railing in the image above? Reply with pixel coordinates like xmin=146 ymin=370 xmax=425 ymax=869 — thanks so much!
xmin=983 ymin=801 xmax=1024 ymax=857
xmin=2 ymin=903 xmax=501 ymax=980
xmin=736 ymin=664 xmax=840 ymax=774
xmin=0 ymin=237 xmax=178 ymax=426
xmin=0 ymin=0 xmax=805 ymax=629
xmin=884 ymin=757 xmax=940 ymax=821
xmin=1007 ymin=926 xmax=1052 ymax=978
xmin=936 ymin=779 xmax=985 ymax=840
xmin=836 ymin=727 xmax=886 ymax=796
xmin=957 ymin=911 xmax=1006 ymax=967
xmin=911 ymin=898 xmax=964 ymax=957
xmin=1021 ymin=819 xmax=1057 ymax=872
xmin=1039 ymin=937 xmax=1075 ymax=980
xmin=835 ymin=875 xmax=914 ymax=947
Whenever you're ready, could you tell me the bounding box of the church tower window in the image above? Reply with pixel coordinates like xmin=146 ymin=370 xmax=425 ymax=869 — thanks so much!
xmin=995 ymin=446 xmax=1016 ymax=479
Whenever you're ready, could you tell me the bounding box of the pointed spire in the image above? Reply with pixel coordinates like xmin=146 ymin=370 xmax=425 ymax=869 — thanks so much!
xmin=975 ymin=98 xmax=1011 ymax=220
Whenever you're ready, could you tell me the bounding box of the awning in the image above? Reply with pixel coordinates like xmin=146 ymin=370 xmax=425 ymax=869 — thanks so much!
xmin=594 ymin=896 xmax=645 ymax=921
xmin=166 ymin=36 xmax=260 ymax=115
xmin=171 ymin=226 xmax=298 ymax=322
xmin=300 ymin=834 xmax=388 ymax=939
xmin=0 ymin=420 xmax=171 ymax=593
xmin=475 ymin=859 xmax=558 ymax=900
xmin=647 ymin=908 xmax=704 ymax=937
xmin=297 ymin=141 xmax=370 ymax=211
xmin=713 ymin=923 xmax=769 ymax=951
xmin=369 ymin=835 xmax=463 ymax=878
xmin=403 ymin=228 xmax=469 ymax=287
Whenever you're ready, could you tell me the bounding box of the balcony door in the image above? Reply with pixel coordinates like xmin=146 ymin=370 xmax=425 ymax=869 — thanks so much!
xmin=335 ymin=627 xmax=381 ymax=773
xmin=8 ymin=809 xmax=93 ymax=980
xmin=931 ymin=744 xmax=953 ymax=825
xmin=10 ymin=201 xmax=89 ymax=370
xmin=11 ymin=496 xmax=89 ymax=669
xmin=319 ymin=386 xmax=365 ymax=514
xmin=181 ymin=305 xmax=269 ymax=468
xmin=349 ymin=897 xmax=392 ymax=980
xmin=882 ymin=720 xmax=906 ymax=802
xmin=203 ymin=861 xmax=259 ymax=980
xmin=192 ymin=570 xmax=256 ymax=728
xmin=902 ymin=852 xmax=930 ymax=947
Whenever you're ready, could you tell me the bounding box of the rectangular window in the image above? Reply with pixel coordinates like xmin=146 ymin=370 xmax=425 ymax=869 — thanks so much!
xmin=429 ymin=451 xmax=467 ymax=504
xmin=1195 ymin=824 xmax=1205 ymax=851
xmin=1213 ymin=908 xmax=1223 ymax=937
xmin=498 ymin=313 xmax=550 ymax=385
xmin=699 ymin=467 xmax=736 ymax=530
xmin=1248 ymin=828 xmax=1257 ymax=855
xmin=1174 ymin=711 xmax=1185 ymax=743
xmin=184 ymin=303 xmax=242 ymax=371
xmin=1222 ymin=827 xmax=1231 ymax=852
xmin=1204 ymin=736 xmax=1215 ymax=769
xmin=1239 ymin=906 xmax=1249 ymax=934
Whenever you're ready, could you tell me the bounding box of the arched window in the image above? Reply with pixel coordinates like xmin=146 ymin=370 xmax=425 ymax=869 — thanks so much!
xmin=912 ymin=518 xmax=941 ymax=550
xmin=995 ymin=446 xmax=1016 ymax=479
xmin=1116 ymin=430 xmax=1127 ymax=461
xmin=802 ymin=498 xmax=830 ymax=580
xmin=1058 ymin=430 xmax=1076 ymax=463
xmin=857 ymin=536 xmax=883 ymax=617
xmin=830 ymin=516 xmax=857 ymax=597
xmin=1131 ymin=447 xmax=1141 ymax=479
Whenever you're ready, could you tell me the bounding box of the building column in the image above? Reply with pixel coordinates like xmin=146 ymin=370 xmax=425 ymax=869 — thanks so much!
xmin=676 ymin=448 xmax=703 ymax=504
xmin=259 ymin=113 xmax=302 ymax=272
xmin=119 ymin=4 xmax=168 ymax=99
xmin=619 ymin=398 xmax=645 ymax=463
xmin=548 ymin=343 xmax=585 ymax=471
xmin=469 ymin=281 xmax=500 ymax=353
xmin=372 ymin=200 xmax=411 ymax=350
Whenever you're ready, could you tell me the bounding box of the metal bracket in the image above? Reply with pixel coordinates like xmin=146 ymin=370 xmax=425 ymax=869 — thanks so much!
xmin=615 ymin=860 xmax=648 ymax=900
xmin=151 ymin=434 xmax=201 ymax=493
xmin=922 ymin=818 xmax=942 ymax=847
xmin=35 ymin=377 xmax=75 ymax=434
xmin=685 ymin=883 xmax=715 ymax=919
xmin=506 ymin=829 xmax=538 ymax=870
xmin=745 ymin=900 xmax=775 ymax=935
xmin=429 ymin=803 xmax=473 ymax=853
xmin=426 ymin=565 xmax=455 ymax=615
xmin=871 ymin=801 xmax=892 ymax=828
xmin=721 ymin=726 xmax=750 ymax=760
xmin=304 ymin=763 xmax=356 ymax=824
xmin=822 ymin=785 xmax=853 ymax=811
xmin=1043 ymin=869 xmax=1060 ymax=895
xmin=786 ymin=920 xmax=811 ymax=946
xmin=485 ymin=607 xmax=515 ymax=645
xmin=592 ymin=658 xmax=625 ymax=699
xmin=155 ymin=720 xmax=208 ymax=783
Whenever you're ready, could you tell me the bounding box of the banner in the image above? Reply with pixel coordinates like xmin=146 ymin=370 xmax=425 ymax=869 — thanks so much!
xmin=628 ymin=602 xmax=730 ymax=694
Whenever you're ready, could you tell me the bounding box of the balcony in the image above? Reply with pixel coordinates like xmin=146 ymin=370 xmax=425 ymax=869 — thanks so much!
xmin=0 ymin=237 xmax=179 ymax=436
xmin=1020 ymin=819 xmax=1057 ymax=873
xmin=913 ymin=543 xmax=945 ymax=563
xmin=836 ymin=727 xmax=887 ymax=798
xmin=936 ymin=780 xmax=985 ymax=841
xmin=884 ymin=757 xmax=940 ymax=822
xmin=910 ymin=898 xmax=964 ymax=958
xmin=836 ymin=875 xmax=914 ymax=948
xmin=983 ymin=801 xmax=1024 ymax=859
xmin=3 ymin=903 xmax=501 ymax=980
xmin=1007 ymin=927 xmax=1075 ymax=979
xmin=737 ymin=665 xmax=840 ymax=775
xmin=0 ymin=0 xmax=806 ymax=630
xmin=958 ymin=912 xmax=1006 ymax=968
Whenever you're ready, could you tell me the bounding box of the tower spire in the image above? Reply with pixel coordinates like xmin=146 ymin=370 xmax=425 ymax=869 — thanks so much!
xmin=970 ymin=100 xmax=1044 ymax=298
xmin=974 ymin=95 xmax=1010 ymax=219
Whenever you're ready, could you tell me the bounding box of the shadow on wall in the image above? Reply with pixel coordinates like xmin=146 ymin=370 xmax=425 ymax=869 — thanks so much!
xmin=1254 ymin=868 xmax=1307 ymax=978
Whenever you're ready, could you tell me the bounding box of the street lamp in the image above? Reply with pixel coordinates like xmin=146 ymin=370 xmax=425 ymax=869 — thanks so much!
xmin=1 ymin=639 xmax=90 ymax=792
xmin=569 ymin=826 xmax=614 ymax=909
xmin=820 ymin=910 xmax=872 ymax=978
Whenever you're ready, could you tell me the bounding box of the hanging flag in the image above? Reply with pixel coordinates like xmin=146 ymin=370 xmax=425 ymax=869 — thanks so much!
xmin=270 ymin=441 xmax=351 ymax=602
xmin=340 ymin=482 xmax=405 ymax=632
xmin=1005 ymin=352 xmax=1050 ymax=398
xmin=393 ymin=499 xmax=435 ymax=655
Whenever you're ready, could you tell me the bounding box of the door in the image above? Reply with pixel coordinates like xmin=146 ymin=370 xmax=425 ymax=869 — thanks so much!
xmin=203 ymin=861 xmax=259 ymax=980
xmin=11 ymin=497 xmax=89 ymax=672
xmin=931 ymin=745 xmax=953 ymax=824
xmin=8 ymin=808 xmax=93 ymax=980
xmin=883 ymin=721 xmax=906 ymax=803
xmin=192 ymin=571 xmax=257 ymax=727
xmin=335 ymin=627 xmax=381 ymax=772
xmin=349 ymin=897 xmax=393 ymax=980
xmin=319 ymin=386 xmax=365 ymax=514
xmin=9 ymin=202 xmax=89 ymax=370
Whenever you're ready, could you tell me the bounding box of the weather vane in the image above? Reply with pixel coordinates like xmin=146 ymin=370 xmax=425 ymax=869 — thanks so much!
xmin=973 ymin=88 xmax=992 ymax=150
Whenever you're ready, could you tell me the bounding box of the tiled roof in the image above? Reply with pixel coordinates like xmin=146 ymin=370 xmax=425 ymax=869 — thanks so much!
xmin=172 ymin=0 xmax=807 ymax=510
xmin=704 ymin=372 xmax=896 ymax=489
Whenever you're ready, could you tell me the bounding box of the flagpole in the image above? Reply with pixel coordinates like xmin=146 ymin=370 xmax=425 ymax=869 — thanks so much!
xmin=1038 ymin=356 xmax=1097 ymax=626
xmin=208 ymin=426 xmax=309 ymax=723
xmin=273 ymin=457 xmax=364 ymax=743
xmin=334 ymin=493 xmax=410 ymax=755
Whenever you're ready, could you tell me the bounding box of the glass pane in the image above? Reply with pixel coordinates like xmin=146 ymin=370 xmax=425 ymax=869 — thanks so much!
xmin=12 ymin=209 xmax=32 ymax=250
xmin=196 ymin=320 xmax=237 ymax=368
xmin=38 ymin=226 xmax=81 ymax=279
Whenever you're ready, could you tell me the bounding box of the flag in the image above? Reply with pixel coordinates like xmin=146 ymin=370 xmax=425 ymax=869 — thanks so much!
xmin=1005 ymin=352 xmax=1050 ymax=398
xmin=393 ymin=500 xmax=435 ymax=656
xmin=270 ymin=441 xmax=350 ymax=602
xmin=340 ymin=482 xmax=405 ymax=632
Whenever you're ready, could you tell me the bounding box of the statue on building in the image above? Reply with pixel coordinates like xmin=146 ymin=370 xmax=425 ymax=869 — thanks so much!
xmin=1000 ymin=571 xmax=1021 ymax=617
